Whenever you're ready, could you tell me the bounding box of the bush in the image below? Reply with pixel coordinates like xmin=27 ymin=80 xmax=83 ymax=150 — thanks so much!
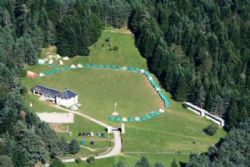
xmin=68 ymin=139 xmax=80 ymax=154
xmin=105 ymin=38 xmax=110 ymax=42
xmin=113 ymin=46 xmax=118 ymax=51
xmin=20 ymin=86 xmax=27 ymax=95
xmin=75 ymin=158 xmax=83 ymax=164
xmin=204 ymin=124 xmax=218 ymax=136
xmin=50 ymin=158 xmax=65 ymax=167
xmin=87 ymin=156 xmax=95 ymax=164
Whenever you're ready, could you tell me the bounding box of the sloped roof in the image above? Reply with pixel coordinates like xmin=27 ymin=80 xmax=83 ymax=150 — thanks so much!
xmin=32 ymin=85 xmax=61 ymax=98
xmin=58 ymin=89 xmax=77 ymax=99
xmin=32 ymin=85 xmax=77 ymax=99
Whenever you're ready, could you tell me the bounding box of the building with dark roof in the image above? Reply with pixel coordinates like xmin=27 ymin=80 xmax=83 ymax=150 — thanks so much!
xmin=31 ymin=85 xmax=78 ymax=108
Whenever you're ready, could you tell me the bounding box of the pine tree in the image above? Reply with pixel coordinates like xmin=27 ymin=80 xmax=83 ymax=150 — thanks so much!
xmin=171 ymin=158 xmax=178 ymax=167
xmin=115 ymin=161 xmax=125 ymax=167
xmin=174 ymin=75 xmax=188 ymax=101
xmin=135 ymin=157 xmax=151 ymax=167
xmin=226 ymin=101 xmax=239 ymax=129
xmin=68 ymin=139 xmax=80 ymax=154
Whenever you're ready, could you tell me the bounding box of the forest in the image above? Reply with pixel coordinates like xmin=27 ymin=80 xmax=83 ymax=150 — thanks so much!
xmin=0 ymin=0 xmax=249 ymax=166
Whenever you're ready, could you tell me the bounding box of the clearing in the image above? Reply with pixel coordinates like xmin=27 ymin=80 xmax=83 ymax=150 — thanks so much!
xmin=22 ymin=28 xmax=226 ymax=166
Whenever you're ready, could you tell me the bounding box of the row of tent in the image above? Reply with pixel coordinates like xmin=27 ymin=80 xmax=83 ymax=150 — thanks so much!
xmin=108 ymin=109 xmax=165 ymax=122
xmin=39 ymin=63 xmax=170 ymax=109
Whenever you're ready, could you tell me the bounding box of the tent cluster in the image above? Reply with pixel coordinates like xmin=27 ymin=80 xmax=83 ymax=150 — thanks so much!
xmin=38 ymin=63 xmax=170 ymax=122
xmin=108 ymin=109 xmax=164 ymax=122
xmin=38 ymin=54 xmax=69 ymax=66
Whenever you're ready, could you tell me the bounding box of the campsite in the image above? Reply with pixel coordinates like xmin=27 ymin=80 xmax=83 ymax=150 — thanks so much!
xmin=21 ymin=28 xmax=226 ymax=166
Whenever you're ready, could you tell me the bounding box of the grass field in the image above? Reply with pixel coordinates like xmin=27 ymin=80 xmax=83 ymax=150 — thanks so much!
xmin=22 ymin=28 xmax=226 ymax=167
xmin=23 ymin=69 xmax=162 ymax=123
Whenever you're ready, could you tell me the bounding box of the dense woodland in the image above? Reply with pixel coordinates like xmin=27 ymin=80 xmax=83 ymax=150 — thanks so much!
xmin=0 ymin=0 xmax=249 ymax=166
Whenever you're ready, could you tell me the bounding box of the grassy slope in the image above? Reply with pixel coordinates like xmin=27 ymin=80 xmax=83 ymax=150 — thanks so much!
xmin=23 ymin=69 xmax=162 ymax=123
xmin=22 ymin=28 xmax=226 ymax=167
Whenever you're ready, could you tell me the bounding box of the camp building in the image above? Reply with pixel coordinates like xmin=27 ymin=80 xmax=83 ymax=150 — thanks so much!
xmin=31 ymin=85 xmax=78 ymax=108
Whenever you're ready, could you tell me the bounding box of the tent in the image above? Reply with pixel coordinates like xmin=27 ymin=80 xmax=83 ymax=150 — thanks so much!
xmin=38 ymin=59 xmax=45 ymax=65
xmin=148 ymin=76 xmax=153 ymax=81
xmin=77 ymin=64 xmax=83 ymax=68
xmin=48 ymin=59 xmax=53 ymax=64
xmin=122 ymin=117 xmax=128 ymax=122
xmin=70 ymin=64 xmax=76 ymax=69
xmin=135 ymin=117 xmax=140 ymax=121
xmin=62 ymin=57 xmax=69 ymax=61
xmin=115 ymin=117 xmax=122 ymax=122
xmin=108 ymin=116 xmax=117 ymax=121
xmin=149 ymin=111 xmax=160 ymax=117
xmin=127 ymin=117 xmax=135 ymax=122
xmin=103 ymin=65 xmax=110 ymax=69
xmin=59 ymin=60 xmax=64 ymax=65
xmin=140 ymin=69 xmax=145 ymax=74
xmin=122 ymin=66 xmax=127 ymax=71
xmin=156 ymin=87 xmax=160 ymax=92
xmin=141 ymin=115 xmax=150 ymax=121
xmin=56 ymin=54 xmax=61 ymax=59
xmin=39 ymin=73 xmax=45 ymax=77
xmin=159 ymin=109 xmax=165 ymax=113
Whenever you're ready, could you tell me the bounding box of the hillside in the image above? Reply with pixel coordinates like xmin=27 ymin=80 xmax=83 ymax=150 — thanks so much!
xmin=23 ymin=28 xmax=225 ymax=166
xmin=0 ymin=0 xmax=249 ymax=167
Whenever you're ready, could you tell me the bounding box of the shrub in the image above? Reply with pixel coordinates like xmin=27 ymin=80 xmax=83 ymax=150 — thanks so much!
xmin=87 ymin=156 xmax=95 ymax=164
xmin=68 ymin=139 xmax=80 ymax=154
xmin=75 ymin=158 xmax=83 ymax=164
xmin=105 ymin=38 xmax=110 ymax=42
xmin=113 ymin=46 xmax=118 ymax=51
xmin=204 ymin=124 xmax=218 ymax=136
xmin=20 ymin=86 xmax=27 ymax=95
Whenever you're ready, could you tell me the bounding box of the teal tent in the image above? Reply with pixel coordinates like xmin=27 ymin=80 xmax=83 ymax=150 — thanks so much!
xmin=127 ymin=117 xmax=135 ymax=122
xmin=115 ymin=117 xmax=122 ymax=122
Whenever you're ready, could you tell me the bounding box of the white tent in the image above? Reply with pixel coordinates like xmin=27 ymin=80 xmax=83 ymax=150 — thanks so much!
xmin=159 ymin=109 xmax=165 ymax=113
xmin=39 ymin=73 xmax=45 ymax=77
xmin=135 ymin=117 xmax=140 ymax=121
xmin=140 ymin=69 xmax=145 ymax=73
xmin=59 ymin=60 xmax=64 ymax=65
xmin=48 ymin=59 xmax=53 ymax=64
xmin=62 ymin=57 xmax=69 ymax=61
xmin=56 ymin=54 xmax=61 ymax=59
xmin=122 ymin=117 xmax=128 ymax=122
xmin=77 ymin=64 xmax=83 ymax=68
xmin=149 ymin=76 xmax=153 ymax=81
xmin=156 ymin=87 xmax=160 ymax=92
xmin=38 ymin=59 xmax=45 ymax=65
xmin=70 ymin=64 xmax=76 ymax=69
xmin=122 ymin=66 xmax=127 ymax=71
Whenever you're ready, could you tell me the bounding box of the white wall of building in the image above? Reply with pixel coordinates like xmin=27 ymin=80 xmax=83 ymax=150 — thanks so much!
xmin=56 ymin=95 xmax=78 ymax=107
